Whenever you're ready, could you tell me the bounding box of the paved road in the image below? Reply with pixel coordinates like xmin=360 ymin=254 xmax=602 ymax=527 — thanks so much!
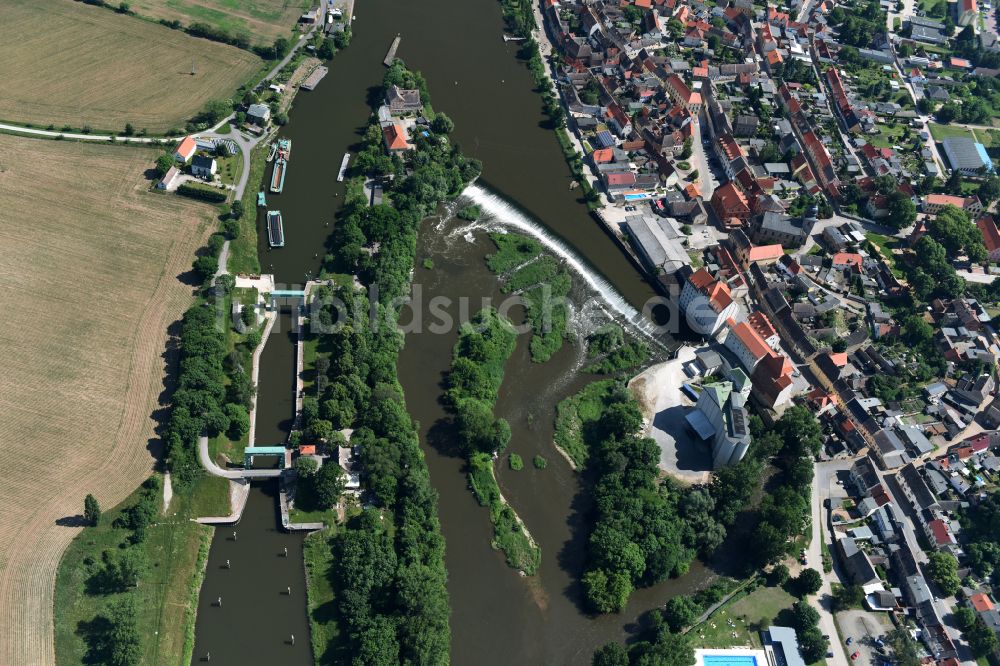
xmin=0 ymin=122 xmax=171 ymax=143
xmin=691 ymin=114 xmax=717 ymax=199
xmin=808 ymin=460 xmax=854 ymax=666
xmin=198 ymin=435 xmax=281 ymax=479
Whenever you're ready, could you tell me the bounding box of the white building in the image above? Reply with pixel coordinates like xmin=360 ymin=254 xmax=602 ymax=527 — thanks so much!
xmin=679 ymin=268 xmax=739 ymax=336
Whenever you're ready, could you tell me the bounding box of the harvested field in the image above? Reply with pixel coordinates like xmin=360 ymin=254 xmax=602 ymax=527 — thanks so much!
xmin=0 ymin=0 xmax=262 ymax=134
xmin=128 ymin=0 xmax=311 ymax=44
xmin=0 ymin=134 xmax=216 ymax=665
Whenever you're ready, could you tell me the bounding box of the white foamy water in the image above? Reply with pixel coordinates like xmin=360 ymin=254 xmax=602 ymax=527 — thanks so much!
xmin=461 ymin=183 xmax=668 ymax=346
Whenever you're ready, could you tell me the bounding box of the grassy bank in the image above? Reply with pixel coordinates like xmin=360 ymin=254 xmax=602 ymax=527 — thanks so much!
xmin=553 ymin=379 xmax=618 ymax=469
xmin=304 ymin=527 xmax=342 ymax=663
xmin=444 ymin=308 xmax=541 ymax=572
xmin=54 ymin=474 xmax=228 ymax=666
xmin=485 ymin=232 xmax=572 ymax=362
xmin=469 ymin=453 xmax=541 ymax=574
xmin=227 ymin=141 xmax=267 ymax=274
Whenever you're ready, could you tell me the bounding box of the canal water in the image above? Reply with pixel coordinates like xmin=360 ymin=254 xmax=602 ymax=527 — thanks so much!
xmin=194 ymin=0 xmax=712 ymax=662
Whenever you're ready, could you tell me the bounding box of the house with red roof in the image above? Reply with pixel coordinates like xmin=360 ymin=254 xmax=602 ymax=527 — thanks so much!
xmin=710 ymin=182 xmax=751 ymax=225
xmin=748 ymin=311 xmax=780 ymax=349
xmin=832 ymin=252 xmax=863 ymax=271
xmin=923 ymin=193 xmax=983 ymax=216
xmin=173 ymin=136 xmax=197 ymax=163
xmin=382 ymin=123 xmax=414 ymax=153
xmin=976 ymin=215 xmax=1000 ymax=262
xmin=969 ymin=592 xmax=994 ymax=613
xmin=664 ymin=74 xmax=702 ymax=112
xmin=724 ymin=318 xmax=773 ymax=373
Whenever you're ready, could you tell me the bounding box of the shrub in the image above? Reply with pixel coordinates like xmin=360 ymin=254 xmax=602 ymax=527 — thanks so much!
xmin=532 ymin=455 xmax=547 ymax=469
xmin=509 ymin=453 xmax=524 ymax=470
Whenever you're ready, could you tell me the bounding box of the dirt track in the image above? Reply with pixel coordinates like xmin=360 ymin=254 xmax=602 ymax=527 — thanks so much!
xmin=0 ymin=135 xmax=214 ymax=664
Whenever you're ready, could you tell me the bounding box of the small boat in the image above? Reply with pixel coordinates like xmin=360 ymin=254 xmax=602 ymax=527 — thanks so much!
xmin=270 ymin=158 xmax=286 ymax=193
xmin=337 ymin=153 xmax=350 ymax=182
xmin=257 ymin=191 xmax=266 ymax=207
xmin=267 ymin=211 xmax=285 ymax=248
xmin=266 ymin=142 xmax=277 ymax=162
xmin=278 ymin=138 xmax=292 ymax=160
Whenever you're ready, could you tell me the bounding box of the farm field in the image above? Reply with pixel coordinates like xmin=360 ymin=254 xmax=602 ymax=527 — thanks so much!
xmin=0 ymin=134 xmax=216 ymax=665
xmin=0 ymin=0 xmax=261 ymax=134
xmin=129 ymin=0 xmax=311 ymax=44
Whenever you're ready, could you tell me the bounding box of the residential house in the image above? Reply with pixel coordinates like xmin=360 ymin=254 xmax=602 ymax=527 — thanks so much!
xmin=386 ymin=85 xmax=423 ymax=115
xmin=246 ymin=103 xmax=271 ymax=126
xmin=382 ymin=123 xmax=414 ymax=153
xmin=710 ymin=181 xmax=751 ymax=226
xmin=190 ymin=155 xmax=217 ymax=178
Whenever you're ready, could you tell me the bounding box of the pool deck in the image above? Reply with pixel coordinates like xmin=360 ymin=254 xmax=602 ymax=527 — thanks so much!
xmin=694 ymin=647 xmax=770 ymax=666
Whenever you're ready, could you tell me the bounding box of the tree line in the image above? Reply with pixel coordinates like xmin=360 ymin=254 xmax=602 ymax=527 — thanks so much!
xmin=297 ymin=62 xmax=483 ymax=664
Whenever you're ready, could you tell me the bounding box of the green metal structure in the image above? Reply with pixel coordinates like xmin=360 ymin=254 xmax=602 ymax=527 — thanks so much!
xmin=244 ymin=446 xmax=286 ymax=469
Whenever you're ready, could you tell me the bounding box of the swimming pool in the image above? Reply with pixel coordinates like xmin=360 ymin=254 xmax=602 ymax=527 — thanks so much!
xmin=700 ymin=656 xmax=759 ymax=666
xmin=622 ymin=192 xmax=648 ymax=201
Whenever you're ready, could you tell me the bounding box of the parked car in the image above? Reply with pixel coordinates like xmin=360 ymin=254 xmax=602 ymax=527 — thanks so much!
xmin=851 ymin=651 xmax=860 ymax=660
xmin=846 ymin=637 xmax=853 ymax=645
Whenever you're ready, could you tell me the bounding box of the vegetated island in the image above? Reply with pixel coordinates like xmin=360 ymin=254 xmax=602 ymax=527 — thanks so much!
xmin=445 ymin=308 xmax=541 ymax=575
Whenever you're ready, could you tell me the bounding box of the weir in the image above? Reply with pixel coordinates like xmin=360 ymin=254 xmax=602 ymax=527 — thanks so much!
xmin=461 ymin=183 xmax=672 ymax=347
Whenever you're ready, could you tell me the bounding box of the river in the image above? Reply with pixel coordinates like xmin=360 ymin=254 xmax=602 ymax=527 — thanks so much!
xmin=193 ymin=0 xmax=714 ymax=663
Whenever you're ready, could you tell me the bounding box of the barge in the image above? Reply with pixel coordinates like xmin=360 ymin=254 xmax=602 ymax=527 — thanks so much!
xmin=267 ymin=210 xmax=285 ymax=248
xmin=270 ymin=158 xmax=287 ymax=193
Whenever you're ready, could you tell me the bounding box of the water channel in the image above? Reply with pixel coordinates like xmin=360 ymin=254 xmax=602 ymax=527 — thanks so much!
xmin=193 ymin=0 xmax=717 ymax=662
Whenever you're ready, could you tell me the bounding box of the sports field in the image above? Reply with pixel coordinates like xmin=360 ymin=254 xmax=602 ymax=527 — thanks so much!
xmin=129 ymin=0 xmax=311 ymax=44
xmin=0 ymin=0 xmax=261 ymax=134
xmin=0 ymin=134 xmax=216 ymax=664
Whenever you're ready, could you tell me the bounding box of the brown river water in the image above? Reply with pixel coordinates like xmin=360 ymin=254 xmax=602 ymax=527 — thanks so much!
xmin=192 ymin=0 xmax=718 ymax=663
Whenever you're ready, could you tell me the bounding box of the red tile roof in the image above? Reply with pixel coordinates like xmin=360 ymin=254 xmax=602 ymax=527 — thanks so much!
xmin=971 ymin=593 xmax=995 ymax=613
xmin=748 ymin=311 xmax=777 ymax=341
xmin=977 ymin=215 xmax=1000 ymax=254
xmin=299 ymin=445 xmax=317 ymax=455
xmin=747 ymin=244 xmax=784 ymax=263
xmin=688 ymin=268 xmax=733 ymax=311
xmin=175 ymin=136 xmax=197 ymax=159
xmin=383 ymin=123 xmax=412 ymax=151
xmin=730 ymin=320 xmax=772 ymax=361
xmin=832 ymin=252 xmax=863 ymax=270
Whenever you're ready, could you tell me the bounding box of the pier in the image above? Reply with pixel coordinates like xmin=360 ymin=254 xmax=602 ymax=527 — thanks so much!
xmin=383 ymin=34 xmax=401 ymax=66
xmin=337 ymin=153 xmax=350 ymax=182
xmin=300 ymin=65 xmax=328 ymax=91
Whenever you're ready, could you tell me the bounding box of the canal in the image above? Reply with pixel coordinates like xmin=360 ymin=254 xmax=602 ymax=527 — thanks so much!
xmin=194 ymin=0 xmax=711 ymax=663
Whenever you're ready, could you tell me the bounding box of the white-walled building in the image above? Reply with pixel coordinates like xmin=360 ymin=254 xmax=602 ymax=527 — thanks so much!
xmin=686 ymin=379 xmax=752 ymax=468
xmin=680 ymin=268 xmax=739 ymax=336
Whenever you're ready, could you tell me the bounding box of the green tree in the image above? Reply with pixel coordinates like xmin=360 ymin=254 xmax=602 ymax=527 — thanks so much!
xmin=105 ymin=595 xmax=141 ymax=666
xmin=886 ymin=191 xmax=917 ymax=230
xmin=313 ymin=461 xmax=346 ymax=508
xmin=102 ymin=547 xmax=146 ymax=591
xmin=887 ymin=627 xmax=922 ymax=666
xmin=798 ymin=626 xmax=829 ymax=663
xmin=84 ymin=494 xmax=101 ymax=526
xmin=593 ymin=642 xmax=629 ymax=666
xmin=927 ymin=551 xmax=961 ymax=596
xmin=832 ymin=583 xmax=865 ymax=611
xmin=794 ymin=568 xmax=823 ymax=597
xmin=155 ymin=153 xmax=175 ymax=178
xmin=224 ymin=403 xmax=249 ymax=440
xmin=431 ymin=113 xmax=454 ymax=134
xmin=295 ymin=455 xmax=318 ymax=478
xmin=679 ymin=137 xmax=693 ymax=159
xmin=791 ymin=600 xmax=821 ymax=630
xmin=663 ymin=596 xmax=702 ymax=632
xmin=583 ymin=568 xmax=633 ymax=613
xmin=979 ymin=176 xmax=1000 ymax=205
xmin=967 ymin=617 xmax=999 ymax=657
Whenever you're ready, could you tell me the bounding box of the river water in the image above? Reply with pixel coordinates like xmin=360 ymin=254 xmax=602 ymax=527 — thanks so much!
xmin=193 ymin=0 xmax=713 ymax=663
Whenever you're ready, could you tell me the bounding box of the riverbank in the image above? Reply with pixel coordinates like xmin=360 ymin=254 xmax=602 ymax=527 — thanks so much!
xmin=53 ymin=474 xmax=228 ymax=666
